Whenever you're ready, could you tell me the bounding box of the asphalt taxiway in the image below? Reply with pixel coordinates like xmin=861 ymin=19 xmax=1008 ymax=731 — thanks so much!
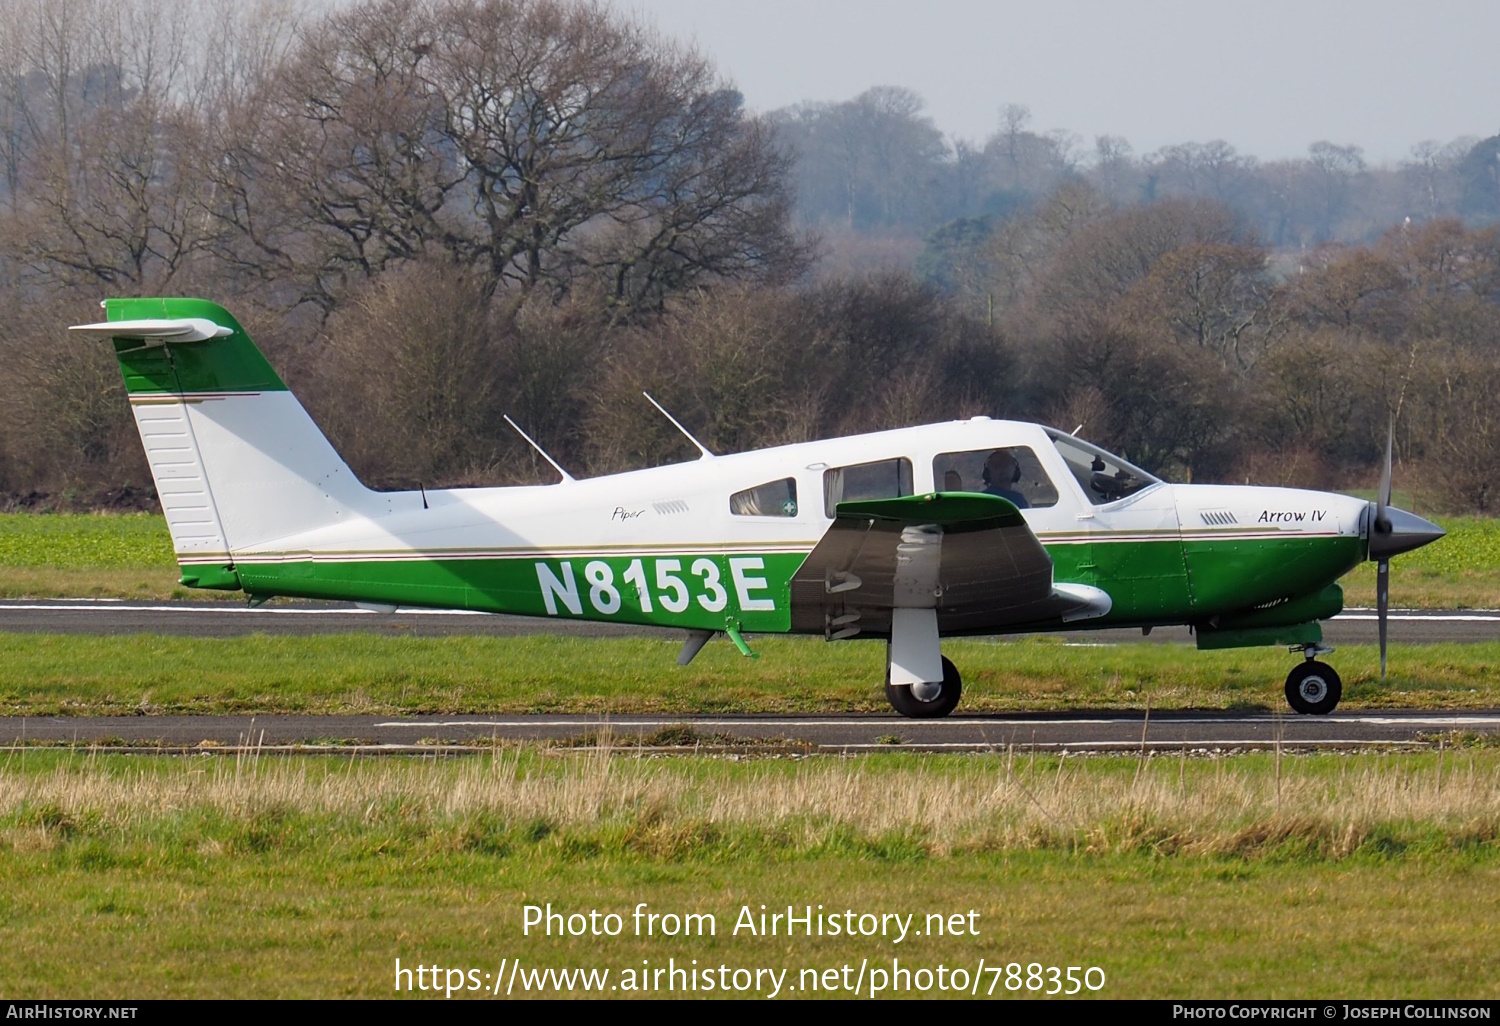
xmin=0 ymin=600 xmax=1496 ymax=643
xmin=3 ymin=710 xmax=1494 ymax=753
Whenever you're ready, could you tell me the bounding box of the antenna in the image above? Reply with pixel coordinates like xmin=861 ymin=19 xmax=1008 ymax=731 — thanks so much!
xmin=642 ymin=392 xmax=715 ymax=459
xmin=1071 ymin=424 xmax=1084 ymax=436
xmin=503 ymin=414 xmax=576 ymax=483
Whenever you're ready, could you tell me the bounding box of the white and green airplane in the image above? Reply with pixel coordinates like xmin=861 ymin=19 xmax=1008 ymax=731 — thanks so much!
xmin=72 ymin=298 xmax=1445 ymax=718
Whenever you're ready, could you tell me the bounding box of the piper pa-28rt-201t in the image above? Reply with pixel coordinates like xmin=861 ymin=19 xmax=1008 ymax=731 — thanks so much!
xmin=70 ymin=298 xmax=1445 ymax=718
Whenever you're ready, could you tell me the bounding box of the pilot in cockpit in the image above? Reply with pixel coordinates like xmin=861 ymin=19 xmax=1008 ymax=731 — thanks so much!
xmin=982 ymin=450 xmax=1030 ymax=509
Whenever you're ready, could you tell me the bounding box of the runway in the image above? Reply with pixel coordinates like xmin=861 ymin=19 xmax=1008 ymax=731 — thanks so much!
xmin=1 ymin=600 xmax=1497 ymax=644
xmin=3 ymin=709 xmax=1495 ymax=752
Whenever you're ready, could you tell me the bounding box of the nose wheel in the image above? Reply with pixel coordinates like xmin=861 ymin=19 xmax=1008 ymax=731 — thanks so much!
xmin=1284 ymin=659 xmax=1342 ymax=715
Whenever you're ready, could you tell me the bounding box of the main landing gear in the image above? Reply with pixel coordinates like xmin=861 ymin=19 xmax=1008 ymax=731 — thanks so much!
xmin=882 ymin=608 xmax=962 ymax=718
xmin=886 ymin=655 xmax=963 ymax=718
xmin=1284 ymin=645 xmax=1342 ymax=715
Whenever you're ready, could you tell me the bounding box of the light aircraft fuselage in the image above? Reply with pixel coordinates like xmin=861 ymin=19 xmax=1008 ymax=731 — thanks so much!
xmin=182 ymin=416 xmax=1364 ymax=641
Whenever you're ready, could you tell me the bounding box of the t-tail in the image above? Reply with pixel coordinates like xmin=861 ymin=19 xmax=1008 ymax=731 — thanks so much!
xmin=72 ymin=298 xmax=375 ymax=592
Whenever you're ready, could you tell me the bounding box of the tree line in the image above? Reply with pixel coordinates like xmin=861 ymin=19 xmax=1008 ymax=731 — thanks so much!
xmin=0 ymin=0 xmax=1496 ymax=513
xmin=777 ymin=89 xmax=1500 ymax=267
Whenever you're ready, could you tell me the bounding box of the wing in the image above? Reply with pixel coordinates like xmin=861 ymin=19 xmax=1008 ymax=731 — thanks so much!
xmin=788 ymin=492 xmax=1110 ymax=637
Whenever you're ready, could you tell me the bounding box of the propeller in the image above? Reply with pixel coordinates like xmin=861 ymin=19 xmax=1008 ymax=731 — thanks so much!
xmin=1366 ymin=418 xmax=1445 ymax=679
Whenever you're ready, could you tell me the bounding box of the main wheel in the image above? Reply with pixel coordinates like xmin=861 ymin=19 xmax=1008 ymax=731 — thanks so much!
xmin=885 ymin=656 xmax=963 ymax=718
xmin=1284 ymin=661 xmax=1342 ymax=715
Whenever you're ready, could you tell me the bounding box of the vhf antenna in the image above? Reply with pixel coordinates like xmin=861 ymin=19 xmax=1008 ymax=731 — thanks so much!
xmin=502 ymin=414 xmax=576 ymax=483
xmin=642 ymin=392 xmax=715 ymax=460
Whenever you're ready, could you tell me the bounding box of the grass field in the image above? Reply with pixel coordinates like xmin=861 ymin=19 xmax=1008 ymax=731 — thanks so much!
xmin=0 ymin=513 xmax=190 ymax=600
xmin=2 ymin=633 xmax=1499 ymax=716
xmin=1342 ymin=517 xmax=1500 ymax=608
xmin=2 ymin=511 xmax=1497 ymax=607
xmin=2 ymin=748 xmax=1499 ymax=998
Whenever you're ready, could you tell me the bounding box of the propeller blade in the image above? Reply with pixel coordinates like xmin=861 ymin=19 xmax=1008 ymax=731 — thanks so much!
xmin=1376 ymin=418 xmax=1393 ymax=533
xmin=1377 ymin=558 xmax=1390 ymax=679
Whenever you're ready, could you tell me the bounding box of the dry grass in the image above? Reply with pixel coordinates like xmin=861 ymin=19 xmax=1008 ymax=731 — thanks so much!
xmin=5 ymin=750 xmax=1500 ymax=998
xmin=1341 ymin=567 xmax=1500 ymax=610
xmin=0 ymin=567 xmax=199 ymax=600
xmin=5 ymin=747 xmax=1499 ymax=860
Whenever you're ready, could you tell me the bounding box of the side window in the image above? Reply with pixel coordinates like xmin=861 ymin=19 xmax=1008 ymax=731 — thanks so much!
xmin=730 ymin=478 xmax=798 ymax=517
xmin=823 ymin=458 xmax=913 ymax=517
xmin=933 ymin=447 xmax=1058 ymax=509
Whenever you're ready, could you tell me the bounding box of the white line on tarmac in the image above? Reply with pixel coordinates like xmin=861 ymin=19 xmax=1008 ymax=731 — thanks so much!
xmin=371 ymin=714 xmax=1500 ymax=729
xmin=1337 ymin=614 xmax=1500 ymax=622
xmin=829 ymin=739 xmax=1408 ymax=749
xmin=4 ymin=601 xmax=1499 ymax=622
xmin=0 ymin=739 xmax=1414 ymax=754
xmin=374 ymin=718 xmax=1106 ymax=728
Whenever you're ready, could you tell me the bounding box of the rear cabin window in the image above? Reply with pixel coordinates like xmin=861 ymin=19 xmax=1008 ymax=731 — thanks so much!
xmin=823 ymin=458 xmax=913 ymax=517
xmin=933 ymin=447 xmax=1058 ymax=509
xmin=730 ymin=478 xmax=799 ymax=517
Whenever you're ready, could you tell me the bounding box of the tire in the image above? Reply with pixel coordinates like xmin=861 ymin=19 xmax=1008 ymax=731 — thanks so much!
xmin=885 ymin=655 xmax=963 ymax=718
xmin=1284 ymin=661 xmax=1342 ymax=715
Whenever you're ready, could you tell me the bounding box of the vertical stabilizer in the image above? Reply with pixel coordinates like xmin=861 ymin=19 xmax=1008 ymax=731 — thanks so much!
xmin=71 ymin=299 xmax=375 ymax=585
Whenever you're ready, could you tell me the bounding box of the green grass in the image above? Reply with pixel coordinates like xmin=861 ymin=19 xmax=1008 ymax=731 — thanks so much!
xmin=0 ymin=512 xmax=191 ymax=599
xmin=1341 ymin=516 xmax=1500 ymax=608
xmin=0 ymin=512 xmax=174 ymax=569
xmin=3 ymin=749 xmax=1500 ymax=998
xmin=2 ymin=512 xmax=1498 ymax=606
xmin=1 ymin=633 xmax=1498 ymax=716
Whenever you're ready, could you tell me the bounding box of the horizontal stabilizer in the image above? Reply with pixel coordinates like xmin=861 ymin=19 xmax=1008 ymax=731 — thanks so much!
xmin=69 ymin=318 xmax=233 ymax=344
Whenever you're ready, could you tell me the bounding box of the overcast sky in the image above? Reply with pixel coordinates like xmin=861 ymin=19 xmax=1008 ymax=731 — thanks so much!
xmin=626 ymin=0 xmax=1500 ymax=165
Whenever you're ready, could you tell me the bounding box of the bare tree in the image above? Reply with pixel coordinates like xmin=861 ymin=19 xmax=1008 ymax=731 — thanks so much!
xmin=237 ymin=0 xmax=805 ymax=314
xmin=1 ymin=0 xmax=222 ymax=291
xmin=1403 ymin=138 xmax=1475 ymax=219
xmin=1306 ymin=140 xmax=1366 ymax=241
xmin=1117 ymin=242 xmax=1277 ymax=369
xmin=1091 ymin=134 xmax=1137 ymax=203
xmin=774 ymin=86 xmax=949 ymax=234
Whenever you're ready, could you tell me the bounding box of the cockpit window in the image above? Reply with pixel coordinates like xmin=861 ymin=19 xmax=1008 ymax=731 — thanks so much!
xmin=730 ymin=478 xmax=798 ymax=517
xmin=933 ymin=447 xmax=1058 ymax=509
xmin=824 ymin=458 xmax=913 ymax=517
xmin=1046 ymin=430 xmax=1161 ymax=505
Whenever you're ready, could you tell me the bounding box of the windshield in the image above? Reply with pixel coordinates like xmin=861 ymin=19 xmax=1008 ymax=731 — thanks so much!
xmin=1045 ymin=430 xmax=1161 ymax=505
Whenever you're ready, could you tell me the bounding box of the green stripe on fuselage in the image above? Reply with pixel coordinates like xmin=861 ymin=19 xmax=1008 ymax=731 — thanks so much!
xmin=221 ymin=531 xmax=1364 ymax=636
xmin=236 ymin=552 xmax=807 ymax=633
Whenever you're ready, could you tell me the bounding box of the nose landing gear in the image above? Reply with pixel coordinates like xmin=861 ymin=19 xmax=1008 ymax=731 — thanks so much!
xmin=1284 ymin=645 xmax=1342 ymax=715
